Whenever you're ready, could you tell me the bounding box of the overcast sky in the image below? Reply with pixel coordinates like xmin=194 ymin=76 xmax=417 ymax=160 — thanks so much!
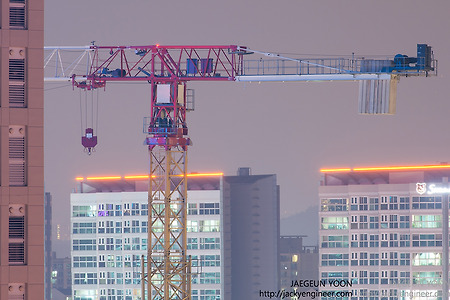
xmin=44 ymin=0 xmax=450 ymax=254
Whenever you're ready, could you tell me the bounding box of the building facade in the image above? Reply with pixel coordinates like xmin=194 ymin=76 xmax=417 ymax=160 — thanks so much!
xmin=0 ymin=0 xmax=45 ymax=299
xmin=222 ymin=168 xmax=280 ymax=300
xmin=45 ymin=192 xmax=53 ymax=300
xmin=51 ymin=252 xmax=72 ymax=297
xmin=70 ymin=174 xmax=222 ymax=300
xmin=279 ymin=236 xmax=318 ymax=293
xmin=319 ymin=164 xmax=450 ymax=300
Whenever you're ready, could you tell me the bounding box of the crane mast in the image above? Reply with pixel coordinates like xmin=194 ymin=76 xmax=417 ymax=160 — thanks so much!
xmin=69 ymin=45 xmax=245 ymax=300
xmin=44 ymin=44 xmax=436 ymax=300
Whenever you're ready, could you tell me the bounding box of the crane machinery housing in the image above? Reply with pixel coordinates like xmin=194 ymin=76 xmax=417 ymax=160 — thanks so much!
xmin=44 ymin=43 xmax=436 ymax=300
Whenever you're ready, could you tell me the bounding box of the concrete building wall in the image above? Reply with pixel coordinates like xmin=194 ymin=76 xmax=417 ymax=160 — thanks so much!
xmin=70 ymin=180 xmax=222 ymax=300
xmin=0 ymin=0 xmax=44 ymax=299
xmin=222 ymin=170 xmax=280 ymax=300
xmin=319 ymin=167 xmax=450 ymax=299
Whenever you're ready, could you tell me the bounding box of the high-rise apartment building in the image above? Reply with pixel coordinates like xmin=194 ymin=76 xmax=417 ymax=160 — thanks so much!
xmin=222 ymin=168 xmax=280 ymax=300
xmin=70 ymin=168 xmax=280 ymax=300
xmin=319 ymin=164 xmax=450 ymax=300
xmin=70 ymin=174 xmax=222 ymax=300
xmin=0 ymin=0 xmax=45 ymax=299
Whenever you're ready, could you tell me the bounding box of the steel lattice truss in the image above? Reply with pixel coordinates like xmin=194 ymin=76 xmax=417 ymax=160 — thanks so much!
xmin=142 ymin=147 xmax=190 ymax=300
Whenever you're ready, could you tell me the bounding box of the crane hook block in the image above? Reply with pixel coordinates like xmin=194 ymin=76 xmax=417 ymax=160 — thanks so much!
xmin=82 ymin=128 xmax=97 ymax=155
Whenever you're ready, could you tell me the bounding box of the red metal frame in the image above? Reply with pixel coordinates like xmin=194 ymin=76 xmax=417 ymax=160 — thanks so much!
xmin=71 ymin=45 xmax=245 ymax=89
xmin=71 ymin=45 xmax=247 ymax=150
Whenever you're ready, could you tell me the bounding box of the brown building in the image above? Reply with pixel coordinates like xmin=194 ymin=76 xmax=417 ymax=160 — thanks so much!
xmin=0 ymin=0 xmax=45 ymax=299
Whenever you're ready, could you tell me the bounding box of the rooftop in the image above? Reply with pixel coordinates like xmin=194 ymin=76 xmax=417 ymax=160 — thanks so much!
xmin=320 ymin=163 xmax=450 ymax=186
xmin=74 ymin=172 xmax=223 ymax=193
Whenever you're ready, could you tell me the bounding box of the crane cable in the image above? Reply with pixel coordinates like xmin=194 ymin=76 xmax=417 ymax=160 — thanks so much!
xmin=79 ymin=89 xmax=99 ymax=137
xmin=79 ymin=89 xmax=83 ymax=137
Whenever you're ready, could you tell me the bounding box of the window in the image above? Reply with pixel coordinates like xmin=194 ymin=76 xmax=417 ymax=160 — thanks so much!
xmin=381 ymin=271 xmax=388 ymax=284
xmin=369 ymin=234 xmax=379 ymax=248
xmin=321 ymin=272 xmax=350 ymax=281
xmin=131 ymin=203 xmax=139 ymax=215
xmin=412 ymin=196 xmax=442 ymax=209
xmin=389 ymin=215 xmax=398 ymax=228
xmin=381 ymin=233 xmax=388 ymax=248
xmin=380 ymin=215 xmax=388 ymax=229
xmin=199 ymin=272 xmax=220 ymax=284
xmin=389 ymin=233 xmax=398 ymax=247
xmin=380 ymin=196 xmax=388 ymax=210
xmin=73 ymin=222 xmax=96 ymax=234
xmin=321 ymin=253 xmax=349 ymax=266
xmin=73 ymin=239 xmax=96 ymax=251
xmin=9 ymin=125 xmax=26 ymax=186
xmin=9 ymin=0 xmax=27 ymax=29
xmin=350 ymin=197 xmax=358 ymax=211
xmin=321 ymin=217 xmax=348 ymax=230
xmin=199 ymin=238 xmax=220 ymax=250
xmin=389 ymin=196 xmax=398 ymax=210
xmin=131 ymin=220 xmax=140 ymax=233
xmin=413 ymin=272 xmax=442 ymax=285
xmin=188 ymin=238 xmax=198 ymax=250
xmin=351 ymin=234 xmax=358 ymax=248
xmin=412 ymin=215 xmax=442 ymax=228
xmin=73 ymin=256 xmax=97 ymax=268
xmin=359 ymin=252 xmax=368 ymax=266
xmin=199 ymin=202 xmax=220 ymax=215
xmin=321 ymin=235 xmax=348 ymax=248
xmin=369 ymin=216 xmax=378 ymax=229
xmin=369 ymin=272 xmax=379 ymax=284
xmin=389 ymin=271 xmax=398 ymax=284
xmin=359 ymin=215 xmax=368 ymax=229
xmin=369 ymin=253 xmax=379 ymax=266
xmin=115 ymin=205 xmax=122 ymax=216
xmin=351 ymin=252 xmax=358 ymax=266
xmin=400 ymin=253 xmax=410 ymax=266
xmin=399 ymin=197 xmax=409 ymax=209
xmin=359 ymin=197 xmax=368 ymax=211
xmin=350 ymin=215 xmax=358 ymax=229
xmin=381 ymin=252 xmax=388 ymax=266
xmin=72 ymin=205 xmax=96 ymax=217
xmin=400 ymin=272 xmax=410 ymax=284
xmin=188 ymin=203 xmax=198 ymax=215
xmin=412 ymin=252 xmax=442 ymax=266
xmin=359 ymin=270 xmax=368 ymax=284
xmin=399 ymin=215 xmax=409 ymax=228
xmin=412 ymin=234 xmax=442 ymax=247
xmin=359 ymin=234 xmax=368 ymax=247
xmin=389 ymin=252 xmax=398 ymax=266
xmin=74 ymin=272 xmax=98 ymax=285
xmin=400 ymin=234 xmax=410 ymax=247
xmin=369 ymin=197 xmax=378 ymax=210
xmin=141 ymin=204 xmax=148 ymax=216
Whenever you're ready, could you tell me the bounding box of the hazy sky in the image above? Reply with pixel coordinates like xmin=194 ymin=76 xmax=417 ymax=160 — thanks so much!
xmin=44 ymin=0 xmax=450 ymax=254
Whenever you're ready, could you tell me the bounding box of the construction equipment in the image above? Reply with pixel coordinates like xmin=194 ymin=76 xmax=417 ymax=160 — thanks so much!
xmin=44 ymin=43 xmax=436 ymax=300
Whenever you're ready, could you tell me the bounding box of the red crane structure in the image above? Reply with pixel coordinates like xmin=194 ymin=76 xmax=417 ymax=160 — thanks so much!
xmin=44 ymin=43 xmax=436 ymax=300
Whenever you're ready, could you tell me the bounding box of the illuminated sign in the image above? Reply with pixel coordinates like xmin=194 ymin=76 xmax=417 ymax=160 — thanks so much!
xmin=416 ymin=183 xmax=426 ymax=195
xmin=416 ymin=182 xmax=450 ymax=195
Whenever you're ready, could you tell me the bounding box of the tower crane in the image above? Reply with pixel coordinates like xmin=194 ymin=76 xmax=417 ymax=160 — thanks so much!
xmin=44 ymin=43 xmax=436 ymax=300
